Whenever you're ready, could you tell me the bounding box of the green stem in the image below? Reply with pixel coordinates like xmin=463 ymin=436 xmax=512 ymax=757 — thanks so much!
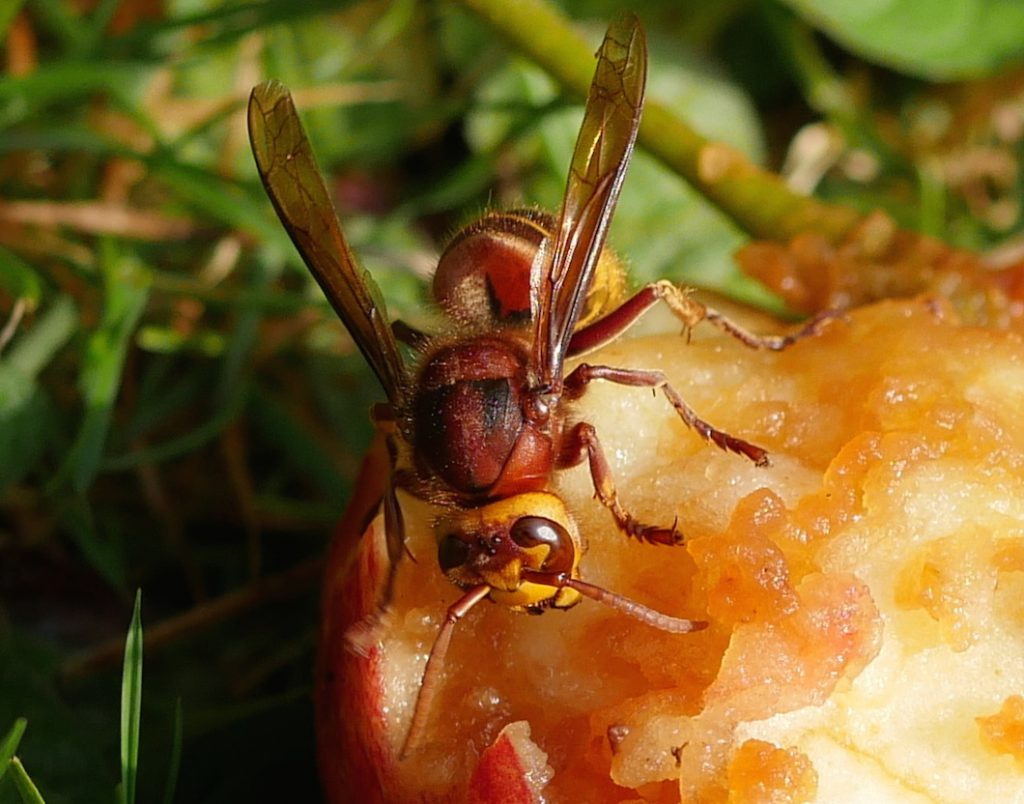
xmin=452 ymin=0 xmax=861 ymax=242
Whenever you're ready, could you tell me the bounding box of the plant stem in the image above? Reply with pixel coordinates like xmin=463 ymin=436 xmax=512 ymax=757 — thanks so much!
xmin=452 ymin=0 xmax=862 ymax=242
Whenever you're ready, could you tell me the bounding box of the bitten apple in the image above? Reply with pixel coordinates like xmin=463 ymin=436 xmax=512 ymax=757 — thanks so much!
xmin=317 ymin=296 xmax=1024 ymax=803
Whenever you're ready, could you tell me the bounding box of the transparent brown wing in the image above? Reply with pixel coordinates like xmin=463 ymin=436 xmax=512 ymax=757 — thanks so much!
xmin=248 ymin=81 xmax=409 ymax=408
xmin=533 ymin=14 xmax=647 ymax=389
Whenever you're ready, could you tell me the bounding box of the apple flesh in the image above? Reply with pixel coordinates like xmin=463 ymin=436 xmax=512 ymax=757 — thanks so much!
xmin=317 ymin=297 xmax=1024 ymax=802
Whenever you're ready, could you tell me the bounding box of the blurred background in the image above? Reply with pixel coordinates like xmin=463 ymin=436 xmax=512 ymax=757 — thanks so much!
xmin=1 ymin=0 xmax=1022 ymax=801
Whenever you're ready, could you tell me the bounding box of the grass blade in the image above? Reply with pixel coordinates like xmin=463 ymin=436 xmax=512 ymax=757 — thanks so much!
xmin=8 ymin=757 xmax=46 ymax=804
xmin=58 ymin=494 xmax=127 ymax=591
xmin=0 ymin=247 xmax=42 ymax=311
xmin=57 ymin=246 xmax=150 ymax=493
xmin=0 ymin=718 xmax=28 ymax=782
xmin=249 ymin=388 xmax=348 ymax=506
xmin=120 ymin=591 xmax=143 ymax=804
xmin=100 ymin=391 xmax=245 ymax=472
xmin=5 ymin=295 xmax=77 ymax=379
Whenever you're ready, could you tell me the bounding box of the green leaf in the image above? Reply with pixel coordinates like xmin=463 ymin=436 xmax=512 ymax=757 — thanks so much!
xmin=135 ymin=326 xmax=227 ymax=357
xmin=0 ymin=297 xmax=76 ymax=492
xmin=781 ymin=0 xmax=1024 ymax=79
xmin=112 ymin=357 xmax=209 ymax=446
xmin=77 ymin=0 xmax=120 ymax=58
xmin=0 ymin=126 xmax=128 ymax=157
xmin=58 ymin=493 xmax=127 ymax=592
xmin=154 ymin=161 xmax=284 ymax=246
xmin=248 ymin=389 xmax=348 ymax=506
xmin=0 ymin=719 xmax=27 ymax=783
xmin=0 ymin=366 xmax=53 ymax=492
xmin=120 ymin=592 xmax=143 ymax=804
xmin=0 ymin=248 xmax=41 ymax=310
xmin=99 ymin=393 xmax=244 ymax=473
xmin=105 ymin=0 xmax=339 ymax=57
xmin=4 ymin=295 xmax=78 ymax=380
xmin=26 ymin=0 xmax=85 ymax=53
xmin=0 ymin=62 xmax=149 ymax=127
xmin=59 ymin=248 xmax=150 ymax=493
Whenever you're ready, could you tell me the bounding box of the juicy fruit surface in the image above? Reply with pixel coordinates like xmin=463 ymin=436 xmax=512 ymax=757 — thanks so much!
xmin=317 ymin=298 xmax=1024 ymax=803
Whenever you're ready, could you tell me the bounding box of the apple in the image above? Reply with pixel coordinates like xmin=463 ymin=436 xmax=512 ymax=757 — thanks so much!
xmin=316 ymin=296 xmax=1024 ymax=802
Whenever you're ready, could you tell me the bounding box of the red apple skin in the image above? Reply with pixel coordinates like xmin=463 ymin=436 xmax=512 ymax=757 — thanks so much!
xmin=315 ymin=436 xmax=397 ymax=803
xmin=467 ymin=726 xmax=544 ymax=804
xmin=314 ymin=437 xmax=539 ymax=803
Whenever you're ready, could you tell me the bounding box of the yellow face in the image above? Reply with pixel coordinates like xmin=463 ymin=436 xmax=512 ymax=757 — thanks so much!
xmin=433 ymin=492 xmax=582 ymax=611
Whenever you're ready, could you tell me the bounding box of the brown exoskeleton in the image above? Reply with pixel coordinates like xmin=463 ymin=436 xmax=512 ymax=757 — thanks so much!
xmin=248 ymin=13 xmax=828 ymax=757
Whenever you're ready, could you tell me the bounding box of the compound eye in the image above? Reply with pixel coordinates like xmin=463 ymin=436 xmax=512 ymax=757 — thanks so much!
xmin=509 ymin=516 xmax=574 ymax=573
xmin=438 ymin=534 xmax=470 ymax=573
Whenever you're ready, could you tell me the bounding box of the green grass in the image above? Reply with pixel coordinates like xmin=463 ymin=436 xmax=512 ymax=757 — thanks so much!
xmin=119 ymin=592 xmax=142 ymax=804
xmin=0 ymin=720 xmax=28 ymax=785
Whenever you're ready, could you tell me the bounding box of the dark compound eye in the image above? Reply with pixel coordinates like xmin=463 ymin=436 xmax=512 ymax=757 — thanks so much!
xmin=438 ymin=534 xmax=470 ymax=572
xmin=509 ymin=516 xmax=574 ymax=573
